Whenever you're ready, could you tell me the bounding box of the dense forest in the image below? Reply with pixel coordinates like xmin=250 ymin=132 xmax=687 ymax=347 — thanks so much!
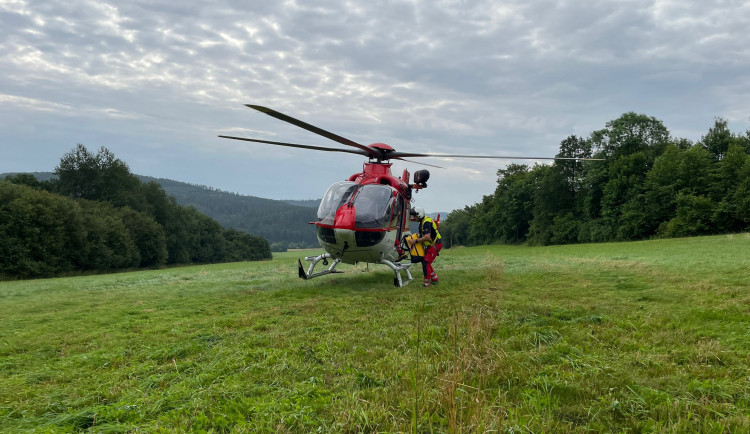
xmin=1 ymin=145 xmax=271 ymax=279
xmin=440 ymin=113 xmax=750 ymax=247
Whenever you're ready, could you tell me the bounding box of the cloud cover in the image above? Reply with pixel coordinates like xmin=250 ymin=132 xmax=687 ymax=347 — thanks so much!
xmin=2 ymin=0 xmax=749 ymax=211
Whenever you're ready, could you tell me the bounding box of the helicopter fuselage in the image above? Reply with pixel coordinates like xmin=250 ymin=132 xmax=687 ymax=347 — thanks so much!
xmin=313 ymin=160 xmax=412 ymax=265
xmin=294 ymin=157 xmax=425 ymax=286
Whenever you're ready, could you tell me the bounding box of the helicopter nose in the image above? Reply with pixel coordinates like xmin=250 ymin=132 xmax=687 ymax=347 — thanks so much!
xmin=334 ymin=205 xmax=356 ymax=230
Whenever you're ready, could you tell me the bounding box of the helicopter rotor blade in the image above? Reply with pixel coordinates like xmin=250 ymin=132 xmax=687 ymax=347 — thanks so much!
xmin=218 ymin=135 xmax=372 ymax=157
xmin=245 ymin=105 xmax=377 ymax=158
xmin=390 ymin=151 xmax=604 ymax=161
xmin=393 ymin=157 xmax=445 ymax=169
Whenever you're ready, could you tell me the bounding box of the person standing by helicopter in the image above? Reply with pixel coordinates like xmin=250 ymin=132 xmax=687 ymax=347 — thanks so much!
xmin=408 ymin=207 xmax=442 ymax=287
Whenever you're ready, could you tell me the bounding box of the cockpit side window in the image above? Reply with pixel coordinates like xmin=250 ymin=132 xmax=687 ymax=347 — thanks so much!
xmin=354 ymin=185 xmax=395 ymax=229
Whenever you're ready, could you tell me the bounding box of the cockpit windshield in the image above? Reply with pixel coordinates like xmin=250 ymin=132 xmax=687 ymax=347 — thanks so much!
xmin=353 ymin=184 xmax=394 ymax=229
xmin=317 ymin=181 xmax=357 ymax=225
xmin=317 ymin=182 xmax=396 ymax=229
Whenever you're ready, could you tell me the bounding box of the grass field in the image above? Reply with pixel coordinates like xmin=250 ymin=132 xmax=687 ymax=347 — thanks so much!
xmin=1 ymin=234 xmax=749 ymax=432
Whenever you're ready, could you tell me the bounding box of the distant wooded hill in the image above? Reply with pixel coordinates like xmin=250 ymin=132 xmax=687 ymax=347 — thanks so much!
xmin=2 ymin=172 xmax=321 ymax=251
xmin=136 ymin=176 xmax=320 ymax=251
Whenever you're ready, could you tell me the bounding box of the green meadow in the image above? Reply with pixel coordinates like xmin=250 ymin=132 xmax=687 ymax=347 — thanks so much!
xmin=1 ymin=235 xmax=749 ymax=432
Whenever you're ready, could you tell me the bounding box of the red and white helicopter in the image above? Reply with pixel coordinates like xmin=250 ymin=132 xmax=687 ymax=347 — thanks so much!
xmin=220 ymin=105 xmax=597 ymax=287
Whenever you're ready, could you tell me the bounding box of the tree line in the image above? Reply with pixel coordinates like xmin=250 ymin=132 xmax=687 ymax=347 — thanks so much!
xmin=1 ymin=145 xmax=271 ymax=279
xmin=440 ymin=113 xmax=750 ymax=247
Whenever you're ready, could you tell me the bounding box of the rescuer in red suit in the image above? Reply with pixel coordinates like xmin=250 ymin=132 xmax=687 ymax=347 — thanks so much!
xmin=408 ymin=207 xmax=442 ymax=287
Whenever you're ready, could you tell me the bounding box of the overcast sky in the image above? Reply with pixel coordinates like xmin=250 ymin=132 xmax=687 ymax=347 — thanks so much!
xmin=2 ymin=0 xmax=749 ymax=212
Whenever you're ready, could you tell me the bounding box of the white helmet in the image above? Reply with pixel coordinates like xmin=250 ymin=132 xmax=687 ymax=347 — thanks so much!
xmin=412 ymin=207 xmax=425 ymax=219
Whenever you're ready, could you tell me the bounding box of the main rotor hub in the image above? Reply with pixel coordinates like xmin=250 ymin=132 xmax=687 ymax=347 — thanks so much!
xmin=368 ymin=143 xmax=394 ymax=152
xmin=368 ymin=143 xmax=395 ymax=162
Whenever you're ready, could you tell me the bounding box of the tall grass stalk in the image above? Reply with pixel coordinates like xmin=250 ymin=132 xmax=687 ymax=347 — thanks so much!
xmin=411 ymin=299 xmax=426 ymax=433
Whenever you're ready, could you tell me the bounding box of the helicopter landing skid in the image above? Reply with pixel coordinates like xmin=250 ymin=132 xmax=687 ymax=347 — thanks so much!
xmin=380 ymin=259 xmax=414 ymax=288
xmin=298 ymin=254 xmax=343 ymax=280
xmin=297 ymin=254 xmax=414 ymax=287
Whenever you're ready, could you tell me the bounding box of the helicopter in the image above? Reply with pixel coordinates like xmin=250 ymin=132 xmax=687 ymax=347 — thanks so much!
xmin=220 ymin=105 xmax=599 ymax=287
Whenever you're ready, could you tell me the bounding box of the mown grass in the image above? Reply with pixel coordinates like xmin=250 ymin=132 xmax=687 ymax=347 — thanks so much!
xmin=1 ymin=234 xmax=749 ymax=432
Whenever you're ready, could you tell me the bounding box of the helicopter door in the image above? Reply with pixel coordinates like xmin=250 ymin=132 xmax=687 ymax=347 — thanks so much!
xmin=392 ymin=194 xmax=405 ymax=237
